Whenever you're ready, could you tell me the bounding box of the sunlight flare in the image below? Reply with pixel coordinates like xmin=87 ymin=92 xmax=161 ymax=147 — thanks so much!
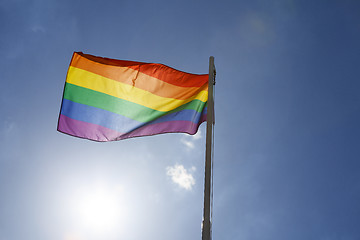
xmin=67 ymin=184 xmax=126 ymax=235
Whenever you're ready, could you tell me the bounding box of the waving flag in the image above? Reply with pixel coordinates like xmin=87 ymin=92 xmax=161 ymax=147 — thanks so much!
xmin=57 ymin=52 xmax=208 ymax=141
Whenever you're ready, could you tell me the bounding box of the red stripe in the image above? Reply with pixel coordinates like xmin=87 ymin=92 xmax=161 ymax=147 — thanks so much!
xmin=74 ymin=52 xmax=208 ymax=88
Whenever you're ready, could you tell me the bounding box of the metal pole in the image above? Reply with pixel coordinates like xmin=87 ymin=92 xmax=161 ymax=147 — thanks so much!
xmin=202 ymin=56 xmax=215 ymax=240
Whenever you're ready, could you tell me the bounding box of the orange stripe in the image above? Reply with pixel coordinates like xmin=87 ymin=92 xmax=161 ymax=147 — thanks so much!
xmin=73 ymin=52 xmax=208 ymax=88
xmin=70 ymin=53 xmax=208 ymax=100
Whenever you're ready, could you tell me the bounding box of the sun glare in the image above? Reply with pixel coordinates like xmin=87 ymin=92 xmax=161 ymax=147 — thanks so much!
xmin=77 ymin=191 xmax=120 ymax=230
xmin=67 ymin=184 xmax=127 ymax=236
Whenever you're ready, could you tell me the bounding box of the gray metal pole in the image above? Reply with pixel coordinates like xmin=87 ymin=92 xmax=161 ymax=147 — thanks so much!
xmin=202 ymin=56 xmax=215 ymax=240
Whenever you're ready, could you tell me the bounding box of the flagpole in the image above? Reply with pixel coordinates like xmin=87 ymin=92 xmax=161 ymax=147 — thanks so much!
xmin=202 ymin=56 xmax=215 ymax=240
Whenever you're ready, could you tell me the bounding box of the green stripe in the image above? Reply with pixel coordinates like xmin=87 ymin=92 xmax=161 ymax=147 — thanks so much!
xmin=63 ymin=83 xmax=207 ymax=123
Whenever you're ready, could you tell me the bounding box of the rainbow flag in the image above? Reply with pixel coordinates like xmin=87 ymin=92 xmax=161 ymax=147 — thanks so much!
xmin=57 ymin=52 xmax=209 ymax=141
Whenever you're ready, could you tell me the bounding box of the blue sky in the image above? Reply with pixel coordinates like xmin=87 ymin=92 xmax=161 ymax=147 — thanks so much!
xmin=1 ymin=0 xmax=360 ymax=239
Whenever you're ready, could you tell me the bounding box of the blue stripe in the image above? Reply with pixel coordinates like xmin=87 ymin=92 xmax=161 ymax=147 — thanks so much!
xmin=61 ymin=99 xmax=141 ymax=133
xmin=61 ymin=99 xmax=207 ymax=133
xmin=151 ymin=107 xmax=207 ymax=125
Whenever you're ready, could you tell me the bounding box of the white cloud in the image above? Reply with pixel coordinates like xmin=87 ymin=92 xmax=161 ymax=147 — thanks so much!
xmin=148 ymin=192 xmax=162 ymax=203
xmin=2 ymin=120 xmax=16 ymax=135
xmin=166 ymin=164 xmax=196 ymax=190
xmin=30 ymin=25 xmax=46 ymax=33
xmin=181 ymin=128 xmax=202 ymax=150
xmin=180 ymin=138 xmax=195 ymax=149
xmin=192 ymin=128 xmax=202 ymax=140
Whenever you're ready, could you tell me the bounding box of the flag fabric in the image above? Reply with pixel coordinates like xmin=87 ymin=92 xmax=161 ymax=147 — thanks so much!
xmin=57 ymin=52 xmax=209 ymax=142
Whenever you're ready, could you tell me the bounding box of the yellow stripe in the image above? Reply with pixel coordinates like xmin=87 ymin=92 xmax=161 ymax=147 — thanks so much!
xmin=66 ymin=66 xmax=208 ymax=112
xmin=71 ymin=53 xmax=208 ymax=99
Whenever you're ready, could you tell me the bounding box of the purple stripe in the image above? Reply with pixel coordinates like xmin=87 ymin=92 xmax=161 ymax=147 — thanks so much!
xmin=58 ymin=114 xmax=207 ymax=142
xmin=58 ymin=114 xmax=121 ymax=142
xmin=201 ymin=113 xmax=207 ymax=123
xmin=119 ymin=117 xmax=207 ymax=140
